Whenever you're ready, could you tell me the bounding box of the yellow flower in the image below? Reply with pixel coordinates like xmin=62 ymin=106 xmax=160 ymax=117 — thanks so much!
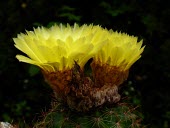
xmin=91 ymin=31 xmax=145 ymax=87
xmin=14 ymin=23 xmax=105 ymax=72
xmin=93 ymin=31 xmax=145 ymax=71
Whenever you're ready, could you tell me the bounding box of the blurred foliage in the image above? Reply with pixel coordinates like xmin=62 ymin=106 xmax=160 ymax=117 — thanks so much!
xmin=0 ymin=0 xmax=170 ymax=127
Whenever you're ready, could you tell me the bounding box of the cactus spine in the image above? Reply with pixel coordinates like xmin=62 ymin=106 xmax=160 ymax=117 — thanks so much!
xmin=35 ymin=98 xmax=142 ymax=128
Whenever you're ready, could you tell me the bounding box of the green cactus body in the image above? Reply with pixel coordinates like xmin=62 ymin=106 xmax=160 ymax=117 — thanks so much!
xmin=35 ymin=99 xmax=142 ymax=128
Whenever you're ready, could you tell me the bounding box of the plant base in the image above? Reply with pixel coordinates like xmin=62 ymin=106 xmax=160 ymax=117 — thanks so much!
xmin=35 ymin=98 xmax=143 ymax=128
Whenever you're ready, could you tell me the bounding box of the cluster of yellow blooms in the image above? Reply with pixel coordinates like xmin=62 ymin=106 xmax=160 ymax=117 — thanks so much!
xmin=14 ymin=23 xmax=144 ymax=72
xmin=13 ymin=23 xmax=145 ymax=111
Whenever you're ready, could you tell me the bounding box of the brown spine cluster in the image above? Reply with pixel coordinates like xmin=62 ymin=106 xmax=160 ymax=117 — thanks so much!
xmin=43 ymin=62 xmax=129 ymax=112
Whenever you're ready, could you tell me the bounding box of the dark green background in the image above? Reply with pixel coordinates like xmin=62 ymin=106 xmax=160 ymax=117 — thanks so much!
xmin=0 ymin=0 xmax=170 ymax=127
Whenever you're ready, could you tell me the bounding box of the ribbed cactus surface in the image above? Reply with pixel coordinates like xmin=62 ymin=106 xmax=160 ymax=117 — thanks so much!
xmin=35 ymin=99 xmax=142 ymax=128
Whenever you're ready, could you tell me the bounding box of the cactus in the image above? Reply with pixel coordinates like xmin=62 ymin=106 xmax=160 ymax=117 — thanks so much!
xmin=13 ymin=23 xmax=145 ymax=128
xmin=34 ymin=62 xmax=143 ymax=128
xmin=34 ymin=98 xmax=142 ymax=128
